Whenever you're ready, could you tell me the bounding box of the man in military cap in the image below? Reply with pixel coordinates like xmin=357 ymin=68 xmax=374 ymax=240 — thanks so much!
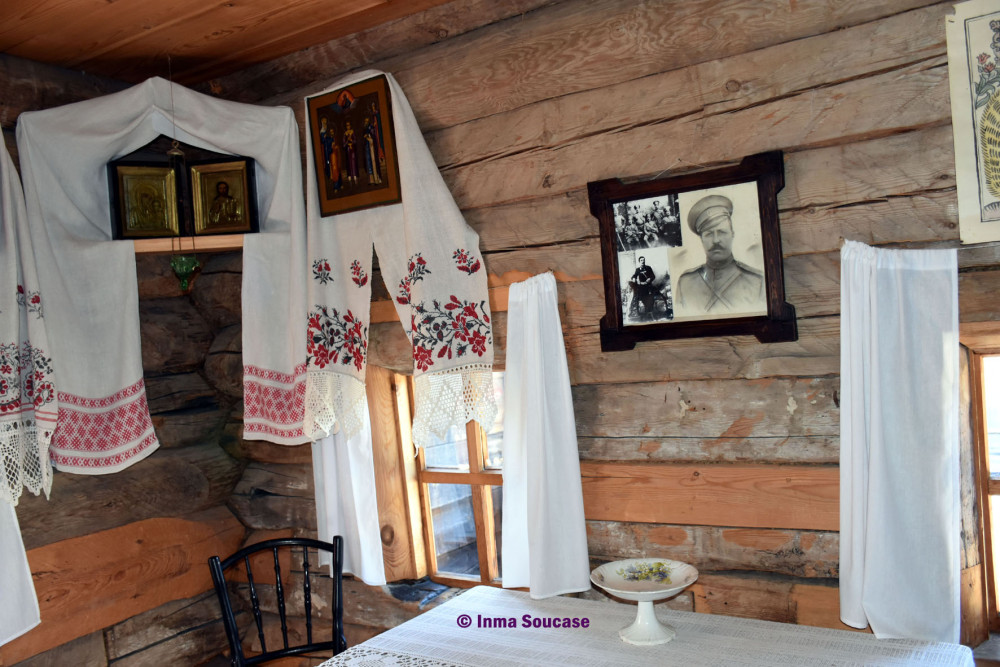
xmin=675 ymin=194 xmax=764 ymax=314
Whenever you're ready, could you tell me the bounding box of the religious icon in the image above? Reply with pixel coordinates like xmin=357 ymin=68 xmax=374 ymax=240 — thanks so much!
xmin=307 ymin=74 xmax=401 ymax=217
xmin=190 ymin=159 xmax=259 ymax=235
xmin=110 ymin=164 xmax=181 ymax=239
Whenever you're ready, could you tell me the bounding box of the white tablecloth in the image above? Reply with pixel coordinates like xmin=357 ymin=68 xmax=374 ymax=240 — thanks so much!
xmin=322 ymin=586 xmax=973 ymax=666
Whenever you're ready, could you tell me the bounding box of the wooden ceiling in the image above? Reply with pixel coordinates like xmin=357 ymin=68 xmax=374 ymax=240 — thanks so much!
xmin=0 ymin=0 xmax=455 ymax=85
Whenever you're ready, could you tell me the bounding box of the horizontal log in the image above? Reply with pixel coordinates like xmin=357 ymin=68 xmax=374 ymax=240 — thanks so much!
xmin=689 ymin=573 xmax=856 ymax=631
xmin=215 ymin=0 xmax=556 ymax=104
xmin=5 ymin=631 xmax=108 ymax=667
xmin=0 ymin=53 xmax=129 ymax=131
xmin=386 ymin=0 xmax=937 ymax=133
xmin=960 ymin=270 xmax=1000 ymax=323
xmin=0 ymin=507 xmax=245 ymax=664
xmin=152 ymin=406 xmax=229 ymax=449
xmin=191 ymin=272 xmax=243 ymax=330
xmin=229 ymin=462 xmax=317 ymax=531
xmin=587 ymin=521 xmax=838 ymax=578
xmin=424 ymin=4 xmax=947 ymax=170
xmin=144 ymin=372 xmax=218 ymax=414
xmin=139 ymin=298 xmax=214 ymax=374
xmin=577 ymin=434 xmax=838 ymax=465
xmin=105 ymin=591 xmax=223 ymax=662
xmin=580 ymin=461 xmax=839 ymax=531
xmin=573 ymin=377 xmax=839 ymax=439
xmin=16 ymin=444 xmax=245 ymax=550
xmin=443 ymin=58 xmax=950 ymax=211
xmin=220 ymin=422 xmax=314 ymax=464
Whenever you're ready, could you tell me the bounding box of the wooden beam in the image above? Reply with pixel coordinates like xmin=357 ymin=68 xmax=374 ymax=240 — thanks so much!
xmin=375 ymin=0 xmax=941 ymax=133
xmin=580 ymin=462 xmax=839 ymax=531
xmin=421 ymin=4 xmax=948 ymax=171
xmin=367 ymin=365 xmax=421 ymax=581
xmin=587 ymin=521 xmax=839 ymax=579
xmin=206 ymin=0 xmax=559 ymax=103
xmin=0 ymin=507 xmax=244 ymax=664
xmin=15 ymin=443 xmax=244 ymax=551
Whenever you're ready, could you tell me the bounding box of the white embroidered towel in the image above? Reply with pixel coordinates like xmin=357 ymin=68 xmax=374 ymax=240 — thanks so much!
xmin=0 ymin=501 xmax=39 ymax=646
xmin=303 ymin=70 xmax=496 ymax=446
xmin=1 ymin=130 xmax=55 ymax=503
xmin=16 ymin=78 xmax=308 ymax=467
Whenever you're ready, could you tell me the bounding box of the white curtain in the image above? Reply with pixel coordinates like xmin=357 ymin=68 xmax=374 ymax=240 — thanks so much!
xmin=501 ymin=272 xmax=590 ymax=598
xmin=839 ymin=240 xmax=960 ymax=642
xmin=311 ymin=401 xmax=386 ymax=586
xmin=0 ymin=502 xmax=39 ymax=646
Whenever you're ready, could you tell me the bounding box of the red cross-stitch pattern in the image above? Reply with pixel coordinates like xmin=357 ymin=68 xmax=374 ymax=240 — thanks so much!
xmin=51 ymin=432 xmax=158 ymax=470
xmin=244 ymin=365 xmax=306 ymax=441
xmin=49 ymin=383 xmax=157 ymax=470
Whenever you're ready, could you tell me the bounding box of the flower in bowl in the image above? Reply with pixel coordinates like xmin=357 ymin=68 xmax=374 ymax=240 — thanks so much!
xmin=615 ymin=561 xmax=672 ymax=583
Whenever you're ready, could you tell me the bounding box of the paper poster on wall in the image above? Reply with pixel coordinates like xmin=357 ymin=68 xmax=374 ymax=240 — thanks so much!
xmin=947 ymin=0 xmax=1000 ymax=244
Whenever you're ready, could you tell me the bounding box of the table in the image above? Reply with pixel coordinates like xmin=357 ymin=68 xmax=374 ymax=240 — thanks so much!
xmin=321 ymin=586 xmax=973 ymax=666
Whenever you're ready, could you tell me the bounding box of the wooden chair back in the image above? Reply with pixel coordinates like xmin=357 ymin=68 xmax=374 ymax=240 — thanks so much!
xmin=208 ymin=536 xmax=346 ymax=665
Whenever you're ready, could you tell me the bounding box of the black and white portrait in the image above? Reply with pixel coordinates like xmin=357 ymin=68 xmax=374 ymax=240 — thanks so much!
xmin=617 ymin=247 xmax=673 ymax=325
xmin=670 ymin=181 xmax=767 ymax=320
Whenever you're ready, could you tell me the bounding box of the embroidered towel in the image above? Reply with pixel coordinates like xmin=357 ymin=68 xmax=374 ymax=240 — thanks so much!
xmin=303 ymin=70 xmax=496 ymax=446
xmin=0 ymin=138 xmax=54 ymax=504
xmin=16 ymin=78 xmax=308 ymax=467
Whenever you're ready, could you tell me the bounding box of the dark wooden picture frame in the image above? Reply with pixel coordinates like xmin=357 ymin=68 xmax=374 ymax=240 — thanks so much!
xmin=190 ymin=158 xmax=259 ymax=236
xmin=588 ymin=151 xmax=796 ymax=351
xmin=108 ymin=162 xmax=182 ymax=239
xmin=307 ymin=74 xmax=401 ymax=217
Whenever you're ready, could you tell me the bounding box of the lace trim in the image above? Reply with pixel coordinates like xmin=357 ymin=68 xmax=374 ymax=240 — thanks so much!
xmin=1 ymin=418 xmax=53 ymax=507
xmin=411 ymin=364 xmax=497 ymax=448
xmin=304 ymin=370 xmax=367 ymax=442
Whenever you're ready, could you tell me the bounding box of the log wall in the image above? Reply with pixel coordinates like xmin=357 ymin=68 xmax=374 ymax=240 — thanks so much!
xmin=235 ymin=0 xmax=987 ymax=636
xmin=1 ymin=0 xmax=994 ymax=662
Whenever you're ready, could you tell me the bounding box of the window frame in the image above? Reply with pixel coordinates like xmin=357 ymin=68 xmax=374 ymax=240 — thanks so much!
xmin=415 ymin=417 xmax=503 ymax=587
xmin=971 ymin=350 xmax=1000 ymax=632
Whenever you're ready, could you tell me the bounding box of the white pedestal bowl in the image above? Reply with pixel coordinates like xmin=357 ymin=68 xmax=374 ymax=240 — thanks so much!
xmin=590 ymin=559 xmax=699 ymax=646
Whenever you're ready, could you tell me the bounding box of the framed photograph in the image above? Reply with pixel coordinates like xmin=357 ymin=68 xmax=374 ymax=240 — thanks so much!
xmin=947 ymin=0 xmax=1000 ymax=243
xmin=190 ymin=159 xmax=259 ymax=235
xmin=306 ymin=74 xmax=401 ymax=217
xmin=108 ymin=163 xmax=181 ymax=239
xmin=589 ymin=151 xmax=796 ymax=351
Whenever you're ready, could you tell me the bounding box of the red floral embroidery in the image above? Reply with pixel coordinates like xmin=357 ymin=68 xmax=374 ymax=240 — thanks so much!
xmin=351 ymin=260 xmax=369 ymax=287
xmin=16 ymin=284 xmax=43 ymax=318
xmin=396 ymin=254 xmax=430 ymax=305
xmin=453 ymin=248 xmax=481 ymax=274
xmin=312 ymin=259 xmax=334 ymax=285
xmin=307 ymin=307 xmax=368 ymax=372
xmin=411 ymin=295 xmax=491 ymax=369
xmin=0 ymin=341 xmax=55 ymax=414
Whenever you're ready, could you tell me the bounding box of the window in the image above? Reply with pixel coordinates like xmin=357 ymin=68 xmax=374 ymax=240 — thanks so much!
xmin=414 ymin=372 xmax=505 ymax=587
xmin=976 ymin=354 xmax=1000 ymax=631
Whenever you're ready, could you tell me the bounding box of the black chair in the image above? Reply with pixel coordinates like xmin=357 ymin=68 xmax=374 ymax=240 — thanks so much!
xmin=208 ymin=537 xmax=347 ymax=666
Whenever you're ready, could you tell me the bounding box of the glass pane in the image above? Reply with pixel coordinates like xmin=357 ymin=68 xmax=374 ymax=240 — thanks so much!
xmin=423 ymin=424 xmax=469 ymax=471
xmin=492 ymin=485 xmax=503 ymax=581
xmin=485 ymin=372 xmax=505 ymax=469
xmin=985 ymin=356 xmax=1000 ymax=475
xmin=428 ymin=483 xmax=479 ymax=577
